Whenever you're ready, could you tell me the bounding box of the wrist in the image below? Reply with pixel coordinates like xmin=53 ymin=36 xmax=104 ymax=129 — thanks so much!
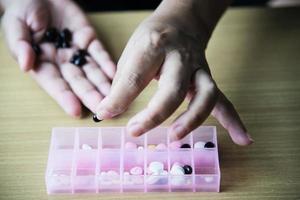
xmin=153 ymin=0 xmax=231 ymax=44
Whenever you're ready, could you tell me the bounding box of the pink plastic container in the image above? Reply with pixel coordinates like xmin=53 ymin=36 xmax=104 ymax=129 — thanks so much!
xmin=45 ymin=126 xmax=220 ymax=194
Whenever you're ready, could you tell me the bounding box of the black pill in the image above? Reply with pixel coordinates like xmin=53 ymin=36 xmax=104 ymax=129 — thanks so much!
xmin=204 ymin=141 xmax=215 ymax=148
xmin=55 ymin=35 xmax=64 ymax=48
xmin=32 ymin=44 xmax=41 ymax=55
xmin=180 ymin=143 xmax=191 ymax=148
xmin=183 ymin=165 xmax=193 ymax=174
xmin=44 ymin=28 xmax=59 ymax=42
xmin=70 ymin=54 xmax=87 ymax=67
xmin=75 ymin=49 xmax=89 ymax=57
xmin=61 ymin=41 xmax=70 ymax=48
xmin=93 ymin=114 xmax=101 ymax=122
xmin=60 ymin=28 xmax=72 ymax=43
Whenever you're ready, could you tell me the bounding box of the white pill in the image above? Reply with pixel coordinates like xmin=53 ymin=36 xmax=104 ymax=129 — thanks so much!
xmin=81 ymin=143 xmax=93 ymax=150
xmin=137 ymin=146 xmax=144 ymax=151
xmin=170 ymin=164 xmax=185 ymax=175
xmin=148 ymin=161 xmax=164 ymax=173
xmin=123 ymin=172 xmax=130 ymax=176
xmin=194 ymin=141 xmax=206 ymax=149
xmin=107 ymin=170 xmax=119 ymax=178
xmin=130 ymin=166 xmax=143 ymax=175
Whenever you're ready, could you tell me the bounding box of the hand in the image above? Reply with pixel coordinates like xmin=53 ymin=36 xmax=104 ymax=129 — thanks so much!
xmin=1 ymin=0 xmax=116 ymax=117
xmin=95 ymin=0 xmax=253 ymax=145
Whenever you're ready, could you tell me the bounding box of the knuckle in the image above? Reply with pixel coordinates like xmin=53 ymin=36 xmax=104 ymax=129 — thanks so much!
xmin=125 ymin=72 xmax=144 ymax=90
xmin=169 ymin=83 xmax=188 ymax=99
xmin=149 ymin=29 xmax=168 ymax=49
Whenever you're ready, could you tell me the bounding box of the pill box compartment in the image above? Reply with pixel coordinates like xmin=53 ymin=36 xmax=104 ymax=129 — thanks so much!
xmin=73 ymin=128 xmax=99 ymax=193
xmin=46 ymin=128 xmax=76 ymax=193
xmin=123 ymin=132 xmax=145 ymax=192
xmin=145 ymin=128 xmax=169 ymax=192
xmin=192 ymin=127 xmax=220 ymax=192
xmin=169 ymin=148 xmax=193 ymax=191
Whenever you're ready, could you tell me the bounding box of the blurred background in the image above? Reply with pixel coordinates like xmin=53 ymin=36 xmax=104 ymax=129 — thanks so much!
xmin=75 ymin=0 xmax=300 ymax=12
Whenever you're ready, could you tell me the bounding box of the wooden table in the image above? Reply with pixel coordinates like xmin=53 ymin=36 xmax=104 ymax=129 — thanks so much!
xmin=0 ymin=7 xmax=299 ymax=200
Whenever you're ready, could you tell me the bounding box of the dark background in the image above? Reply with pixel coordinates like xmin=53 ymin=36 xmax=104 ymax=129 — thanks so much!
xmin=74 ymin=0 xmax=269 ymax=12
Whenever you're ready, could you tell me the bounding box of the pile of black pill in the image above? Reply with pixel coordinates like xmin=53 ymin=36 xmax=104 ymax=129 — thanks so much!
xmin=43 ymin=28 xmax=72 ymax=49
xmin=31 ymin=27 xmax=91 ymax=68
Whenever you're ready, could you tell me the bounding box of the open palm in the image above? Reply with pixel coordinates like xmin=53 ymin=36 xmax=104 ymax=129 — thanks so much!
xmin=2 ymin=0 xmax=116 ymax=117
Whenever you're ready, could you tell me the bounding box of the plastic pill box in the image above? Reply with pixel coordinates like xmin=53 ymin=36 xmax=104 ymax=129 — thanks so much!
xmin=45 ymin=126 xmax=220 ymax=194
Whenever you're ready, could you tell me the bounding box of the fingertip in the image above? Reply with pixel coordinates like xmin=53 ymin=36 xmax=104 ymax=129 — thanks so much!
xmin=169 ymin=124 xmax=187 ymax=141
xmin=58 ymin=91 xmax=82 ymax=118
xmin=126 ymin=123 xmax=144 ymax=137
xmin=95 ymin=97 xmax=117 ymax=120
xmin=231 ymin=131 xmax=254 ymax=146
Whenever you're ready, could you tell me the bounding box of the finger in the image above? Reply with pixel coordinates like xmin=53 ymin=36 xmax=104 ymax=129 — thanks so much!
xmin=30 ymin=62 xmax=82 ymax=117
xmin=169 ymin=69 xmax=218 ymax=140
xmin=73 ymin=26 xmax=96 ymax=49
xmin=95 ymin=32 xmax=165 ymax=120
xmin=88 ymin=39 xmax=116 ymax=80
xmin=2 ymin=15 xmax=35 ymax=71
xmin=126 ymin=51 xmax=190 ymax=137
xmin=59 ymin=62 xmax=103 ymax=113
xmin=211 ymin=91 xmax=254 ymax=146
xmin=82 ymin=58 xmax=112 ymax=96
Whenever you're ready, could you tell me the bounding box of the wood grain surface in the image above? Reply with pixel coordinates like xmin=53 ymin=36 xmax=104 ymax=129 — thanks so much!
xmin=0 ymin=7 xmax=299 ymax=200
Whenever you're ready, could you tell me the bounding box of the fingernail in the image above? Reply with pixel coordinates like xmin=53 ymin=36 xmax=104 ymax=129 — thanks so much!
xmin=96 ymin=109 xmax=114 ymax=120
xmin=247 ymin=133 xmax=255 ymax=143
xmin=127 ymin=123 xmax=143 ymax=137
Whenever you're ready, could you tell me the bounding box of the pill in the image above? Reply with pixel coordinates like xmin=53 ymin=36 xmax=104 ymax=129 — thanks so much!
xmin=204 ymin=141 xmax=215 ymax=148
xmin=107 ymin=170 xmax=119 ymax=180
xmin=180 ymin=143 xmax=191 ymax=148
xmin=81 ymin=144 xmax=92 ymax=150
xmin=44 ymin=27 xmax=59 ymax=42
xmin=137 ymin=146 xmax=144 ymax=150
xmin=183 ymin=165 xmax=193 ymax=174
xmin=92 ymin=114 xmax=101 ymax=122
xmin=130 ymin=166 xmax=143 ymax=175
xmin=124 ymin=172 xmax=130 ymax=176
xmin=170 ymin=164 xmax=185 ymax=175
xmin=155 ymin=143 xmax=167 ymax=150
xmin=169 ymin=141 xmax=182 ymax=149
xmin=60 ymin=28 xmax=72 ymax=43
xmin=70 ymin=54 xmax=87 ymax=67
xmin=32 ymin=44 xmax=41 ymax=56
xmin=125 ymin=142 xmax=137 ymax=149
xmin=148 ymin=161 xmax=164 ymax=173
xmin=194 ymin=141 xmax=206 ymax=149
xmin=148 ymin=144 xmax=156 ymax=150
xmin=74 ymin=49 xmax=89 ymax=57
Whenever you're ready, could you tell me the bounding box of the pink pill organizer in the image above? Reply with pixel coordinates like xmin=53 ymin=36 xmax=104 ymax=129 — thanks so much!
xmin=45 ymin=126 xmax=220 ymax=194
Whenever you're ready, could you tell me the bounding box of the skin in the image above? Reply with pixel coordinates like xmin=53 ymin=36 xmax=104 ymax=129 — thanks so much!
xmin=0 ymin=0 xmax=116 ymax=117
xmin=95 ymin=0 xmax=254 ymax=145
xmin=1 ymin=0 xmax=253 ymax=145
